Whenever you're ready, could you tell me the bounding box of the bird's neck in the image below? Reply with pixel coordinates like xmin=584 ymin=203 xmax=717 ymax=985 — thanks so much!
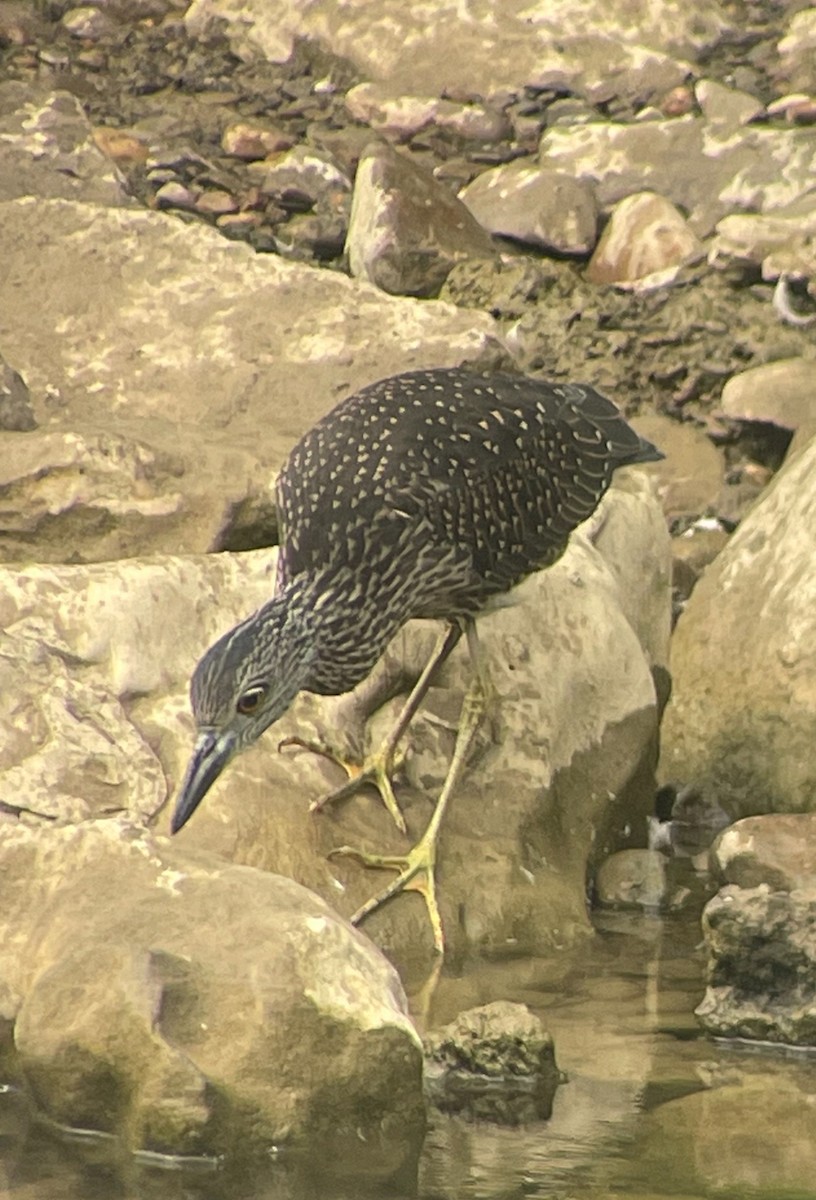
xmin=283 ymin=568 xmax=410 ymax=696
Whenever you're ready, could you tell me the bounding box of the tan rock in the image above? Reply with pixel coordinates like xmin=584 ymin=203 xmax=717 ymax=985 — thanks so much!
xmin=720 ymin=357 xmax=816 ymax=430
xmin=346 ymin=142 xmax=497 ymax=297
xmin=0 ymin=474 xmax=670 ymax=960
xmin=459 ymin=163 xmax=598 ymax=255
xmin=587 ymin=191 xmax=704 ymax=286
xmin=629 ymin=412 xmax=723 ymax=521
xmin=712 ymin=812 xmax=816 ymax=891
xmin=2 ymin=820 xmax=423 ymax=1164
xmin=660 ymin=430 xmax=816 ymax=816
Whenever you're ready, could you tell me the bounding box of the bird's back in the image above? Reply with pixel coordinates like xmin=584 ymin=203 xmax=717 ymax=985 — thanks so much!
xmin=276 ymin=368 xmax=661 ymax=618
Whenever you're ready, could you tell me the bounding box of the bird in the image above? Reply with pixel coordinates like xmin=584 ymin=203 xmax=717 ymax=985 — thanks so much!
xmin=170 ymin=366 xmax=662 ymax=952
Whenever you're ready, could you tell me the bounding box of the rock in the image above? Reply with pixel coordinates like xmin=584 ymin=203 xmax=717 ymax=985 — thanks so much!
xmin=184 ymin=0 xmax=727 ymax=101
xmin=776 ymin=8 xmax=816 ymax=94
xmin=711 ymin=812 xmax=816 ymax=892
xmin=345 ymin=141 xmax=497 ymax=298
xmin=154 ymin=180 xmax=198 ymax=210
xmin=649 ymin=782 xmax=731 ymax=857
xmin=587 ymin=191 xmax=704 ymax=287
xmin=660 ymin=431 xmax=816 ymax=816
xmin=637 ymin=1074 xmax=816 ymax=1196
xmin=628 ymin=412 xmax=724 ymax=522
xmin=0 ymin=358 xmax=36 ymax=431
xmin=720 ymin=357 xmax=816 ymax=430
xmin=91 ymin=126 xmax=150 ymax=167
xmin=0 ymin=156 xmax=496 ymax=562
xmin=670 ymin=522 xmax=730 ymax=606
xmin=459 ymin=163 xmax=598 ymax=256
xmin=61 ymin=5 xmax=116 ymax=40
xmin=696 ymin=884 xmax=816 ymax=1045
xmin=694 ymin=79 xmax=764 ymax=127
xmin=0 ymin=820 xmax=424 ymax=1166
xmin=220 ymin=120 xmax=294 ymax=159
xmin=345 ymin=83 xmax=510 ymax=144
xmin=594 ymin=849 xmax=671 ymax=910
xmin=0 ymin=469 xmax=670 ymax=959
xmin=254 ymin=143 xmax=351 ymax=207
xmin=0 ymin=429 xmax=205 ymax=563
xmin=0 ymin=86 xmax=129 ymax=206
xmin=708 ymin=206 xmax=816 ymax=281
xmin=539 ymin=117 xmax=816 ymax=236
xmin=423 ymin=1001 xmax=560 ymax=1123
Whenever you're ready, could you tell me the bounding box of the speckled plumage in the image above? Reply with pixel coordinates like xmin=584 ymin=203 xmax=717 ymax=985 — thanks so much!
xmin=173 ymin=366 xmax=661 ymax=835
xmin=272 ymin=367 xmax=660 ymax=693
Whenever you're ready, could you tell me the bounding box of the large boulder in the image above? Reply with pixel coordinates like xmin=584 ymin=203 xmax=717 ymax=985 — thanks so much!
xmin=0 ymin=820 xmax=424 ymax=1167
xmin=660 ymin=432 xmax=816 ymax=817
xmin=0 ymin=469 xmax=670 ymax=960
xmin=0 ymin=88 xmax=497 ymax=565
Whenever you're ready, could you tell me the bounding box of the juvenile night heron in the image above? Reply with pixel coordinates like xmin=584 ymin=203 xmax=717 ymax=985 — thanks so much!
xmin=171 ymin=367 xmax=662 ymax=951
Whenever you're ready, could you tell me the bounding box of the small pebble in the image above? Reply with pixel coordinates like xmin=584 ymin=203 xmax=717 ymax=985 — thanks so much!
xmin=154 ymin=181 xmax=198 ymax=211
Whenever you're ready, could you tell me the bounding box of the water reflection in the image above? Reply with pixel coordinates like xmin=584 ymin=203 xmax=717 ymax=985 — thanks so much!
xmin=3 ymin=894 xmax=816 ymax=1200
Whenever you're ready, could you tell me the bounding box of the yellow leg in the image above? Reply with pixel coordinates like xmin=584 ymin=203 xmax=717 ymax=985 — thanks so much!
xmin=331 ymin=620 xmax=489 ymax=955
xmin=283 ymin=623 xmax=463 ymax=835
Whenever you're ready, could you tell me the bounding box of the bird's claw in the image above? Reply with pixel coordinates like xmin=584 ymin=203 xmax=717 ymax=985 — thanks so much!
xmin=279 ymin=734 xmax=408 ymax=834
xmin=329 ymin=834 xmax=444 ymax=954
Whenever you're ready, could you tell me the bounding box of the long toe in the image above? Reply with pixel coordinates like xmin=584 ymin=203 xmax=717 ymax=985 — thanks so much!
xmin=329 ymin=833 xmax=444 ymax=954
xmin=306 ymin=746 xmax=408 ymax=834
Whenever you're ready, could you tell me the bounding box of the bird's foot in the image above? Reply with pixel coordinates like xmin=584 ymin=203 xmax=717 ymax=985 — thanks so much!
xmin=279 ymin=734 xmax=408 ymax=834
xmin=330 ymin=822 xmax=444 ymax=954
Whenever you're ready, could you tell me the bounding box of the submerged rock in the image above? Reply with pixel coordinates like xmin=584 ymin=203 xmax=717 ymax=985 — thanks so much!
xmin=424 ymin=1001 xmax=561 ymax=1123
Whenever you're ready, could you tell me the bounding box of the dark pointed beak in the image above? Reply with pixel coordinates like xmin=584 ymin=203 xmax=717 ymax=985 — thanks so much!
xmin=171 ymin=730 xmax=237 ymax=834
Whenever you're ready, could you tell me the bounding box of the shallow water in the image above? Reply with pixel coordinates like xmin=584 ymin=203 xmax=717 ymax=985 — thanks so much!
xmin=2 ymin=894 xmax=815 ymax=1200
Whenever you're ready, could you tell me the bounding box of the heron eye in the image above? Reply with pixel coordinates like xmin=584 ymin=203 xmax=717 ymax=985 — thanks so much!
xmin=236 ymin=684 xmax=267 ymax=716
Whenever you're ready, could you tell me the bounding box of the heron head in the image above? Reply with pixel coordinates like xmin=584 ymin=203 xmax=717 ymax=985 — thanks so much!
xmin=171 ymin=594 xmax=315 ymax=833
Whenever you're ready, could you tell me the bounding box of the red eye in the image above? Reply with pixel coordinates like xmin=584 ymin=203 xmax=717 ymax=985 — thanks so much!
xmin=236 ymin=685 xmax=267 ymax=715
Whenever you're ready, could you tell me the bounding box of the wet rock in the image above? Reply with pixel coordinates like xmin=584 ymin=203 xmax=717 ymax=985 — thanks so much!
xmin=712 ymin=813 xmax=816 ymax=892
xmin=628 ymin=412 xmax=723 ymax=523
xmin=720 ymin=358 xmax=816 ymax=431
xmin=638 ymin=1075 xmax=816 ymax=1196
xmin=693 ymin=79 xmax=763 ymax=127
xmin=423 ymin=1001 xmax=560 ymax=1124
xmin=0 ymin=359 xmax=36 ymax=432
xmin=346 ymin=141 xmax=497 ymax=297
xmin=696 ymin=884 xmax=816 ymax=1045
xmin=595 ymin=849 xmax=672 ymax=910
xmin=459 ymin=163 xmax=598 ymax=256
xmin=660 ymin=431 xmax=816 ymax=817
xmin=587 ymin=191 xmax=704 ymax=287
xmin=1 ymin=820 xmax=424 ymax=1167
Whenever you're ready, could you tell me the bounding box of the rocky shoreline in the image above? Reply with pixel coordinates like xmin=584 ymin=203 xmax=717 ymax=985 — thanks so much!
xmin=1 ymin=0 xmax=815 ymax=1173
